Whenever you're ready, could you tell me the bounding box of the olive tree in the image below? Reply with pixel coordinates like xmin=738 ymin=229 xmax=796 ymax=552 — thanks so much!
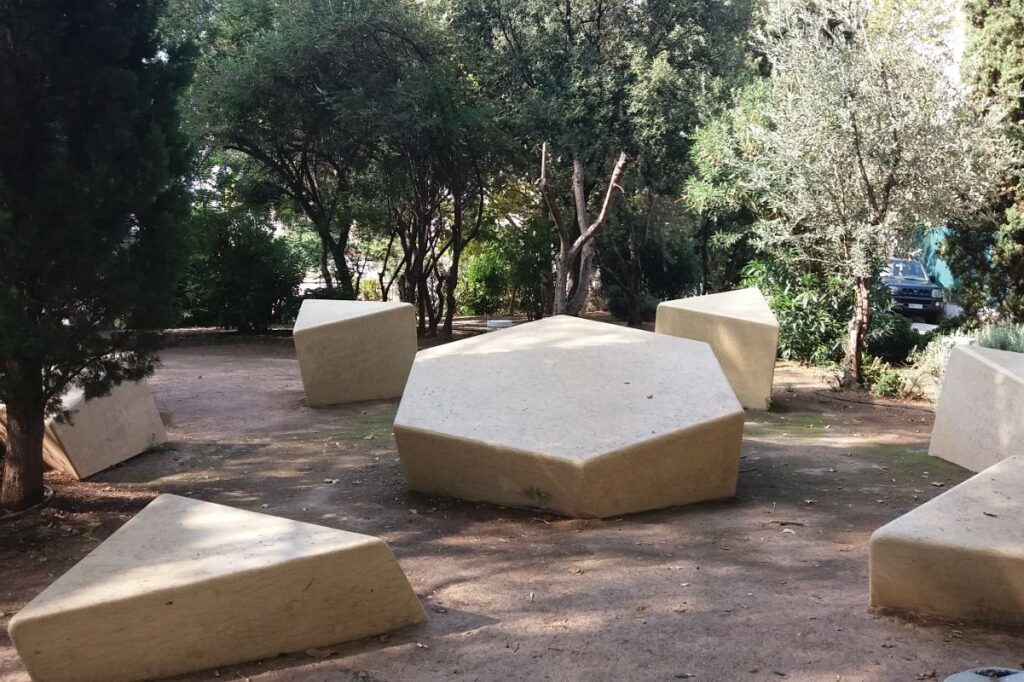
xmin=747 ymin=0 xmax=1006 ymax=385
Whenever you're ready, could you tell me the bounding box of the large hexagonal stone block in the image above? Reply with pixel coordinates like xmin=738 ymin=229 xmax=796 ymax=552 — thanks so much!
xmin=393 ymin=316 xmax=745 ymax=518
xmin=293 ymin=299 xmax=418 ymax=406
xmin=869 ymin=456 xmax=1024 ymax=626
xmin=655 ymin=287 xmax=779 ymax=410
xmin=9 ymin=494 xmax=426 ymax=682
xmin=0 ymin=380 xmax=167 ymax=480
xmin=929 ymin=345 xmax=1024 ymax=472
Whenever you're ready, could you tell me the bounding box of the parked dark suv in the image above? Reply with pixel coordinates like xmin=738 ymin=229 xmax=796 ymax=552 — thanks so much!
xmin=882 ymin=258 xmax=944 ymax=323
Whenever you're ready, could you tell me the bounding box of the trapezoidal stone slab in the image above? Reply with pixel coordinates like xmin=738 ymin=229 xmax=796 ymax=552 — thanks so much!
xmin=0 ymin=380 xmax=167 ymax=480
xmin=393 ymin=315 xmax=745 ymax=518
xmin=869 ymin=456 xmax=1024 ymax=626
xmin=293 ymin=299 xmax=417 ymax=406
xmin=654 ymin=287 xmax=779 ymax=410
xmin=9 ymin=494 xmax=426 ymax=682
xmin=929 ymin=344 xmax=1024 ymax=472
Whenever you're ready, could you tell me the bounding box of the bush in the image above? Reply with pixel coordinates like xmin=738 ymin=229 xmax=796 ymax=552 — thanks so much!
xmin=862 ymin=357 xmax=902 ymax=398
xmin=742 ymin=258 xmax=925 ymax=367
xmin=976 ymin=322 xmax=1024 ymax=353
xmin=866 ymin=311 xmax=920 ymax=364
xmin=605 ymin=289 xmax=660 ymax=323
xmin=740 ymin=259 xmax=851 ymax=365
xmin=458 ymin=219 xmax=555 ymax=319
xmin=178 ymin=209 xmax=305 ymax=332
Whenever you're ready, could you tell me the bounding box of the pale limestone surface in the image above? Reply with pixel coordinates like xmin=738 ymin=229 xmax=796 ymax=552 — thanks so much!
xmin=9 ymin=494 xmax=426 ymax=682
xmin=0 ymin=380 xmax=166 ymax=480
xmin=394 ymin=315 xmax=745 ymax=518
xmin=929 ymin=345 xmax=1024 ymax=472
xmin=654 ymin=287 xmax=779 ymax=410
xmin=869 ymin=456 xmax=1024 ymax=626
xmin=293 ymin=299 xmax=417 ymax=406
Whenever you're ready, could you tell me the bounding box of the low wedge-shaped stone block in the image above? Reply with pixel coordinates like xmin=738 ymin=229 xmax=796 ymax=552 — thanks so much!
xmin=9 ymin=494 xmax=426 ymax=682
xmin=869 ymin=456 xmax=1024 ymax=626
xmin=0 ymin=380 xmax=167 ymax=480
xmin=655 ymin=287 xmax=779 ymax=410
xmin=394 ymin=315 xmax=745 ymax=518
xmin=293 ymin=299 xmax=417 ymax=406
xmin=929 ymin=345 xmax=1024 ymax=472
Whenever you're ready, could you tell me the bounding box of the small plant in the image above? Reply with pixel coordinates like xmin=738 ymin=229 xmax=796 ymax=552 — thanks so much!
xmin=975 ymin=322 xmax=1024 ymax=353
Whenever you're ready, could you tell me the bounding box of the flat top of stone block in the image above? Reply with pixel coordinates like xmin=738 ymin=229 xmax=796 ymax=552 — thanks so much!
xmin=957 ymin=344 xmax=1024 ymax=382
xmin=659 ymin=287 xmax=778 ymax=327
xmin=293 ymin=299 xmax=411 ymax=333
xmin=873 ymin=456 xmax=1024 ymax=555
xmin=13 ymin=494 xmax=381 ymax=619
xmin=395 ymin=315 xmax=743 ymax=462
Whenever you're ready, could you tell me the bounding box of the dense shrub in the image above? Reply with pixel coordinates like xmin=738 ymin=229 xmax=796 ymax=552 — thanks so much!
xmin=458 ymin=220 xmax=555 ymax=319
xmin=742 ymin=259 xmax=923 ymax=367
xmin=976 ymin=322 xmax=1024 ymax=353
xmin=178 ymin=210 xmax=305 ymax=332
xmin=598 ymin=219 xmax=700 ymax=325
xmin=866 ymin=311 xmax=920 ymax=364
xmin=604 ymin=289 xmax=660 ymax=323
xmin=740 ymin=259 xmax=851 ymax=364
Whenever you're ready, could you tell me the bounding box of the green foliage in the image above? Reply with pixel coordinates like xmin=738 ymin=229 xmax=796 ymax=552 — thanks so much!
xmin=0 ymin=0 xmax=193 ymax=508
xmin=179 ymin=209 xmax=304 ymax=332
xmin=741 ymin=258 xmax=920 ymax=367
xmin=866 ymin=312 xmax=920 ymax=365
xmin=740 ymin=260 xmax=851 ymax=365
xmin=0 ymin=0 xmax=193 ymax=414
xmin=936 ymin=1 xmax=1024 ymax=323
xmin=861 ymin=358 xmax=903 ymax=398
xmin=598 ymin=207 xmax=700 ymax=324
xmin=458 ymin=217 xmax=555 ymax=320
xmin=190 ymin=0 xmax=446 ymax=298
xmin=976 ymin=322 xmax=1024 ymax=353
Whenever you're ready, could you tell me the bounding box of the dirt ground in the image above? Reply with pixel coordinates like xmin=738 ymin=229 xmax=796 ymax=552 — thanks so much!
xmin=2 ymin=336 xmax=1023 ymax=682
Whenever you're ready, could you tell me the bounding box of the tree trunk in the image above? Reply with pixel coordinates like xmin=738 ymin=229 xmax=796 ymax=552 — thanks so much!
xmin=327 ymin=240 xmax=355 ymax=300
xmin=626 ymin=221 xmax=643 ymax=327
xmin=552 ymin=242 xmax=571 ymax=315
xmin=699 ymin=217 xmax=711 ymax=295
xmin=318 ymin=240 xmax=334 ymax=292
xmin=843 ymin=276 xmax=872 ymax=387
xmin=1 ymin=358 xmax=46 ymax=512
xmin=442 ymin=201 xmax=465 ymax=340
xmin=566 ymin=240 xmax=596 ymax=316
xmin=539 ymin=147 xmax=628 ymax=318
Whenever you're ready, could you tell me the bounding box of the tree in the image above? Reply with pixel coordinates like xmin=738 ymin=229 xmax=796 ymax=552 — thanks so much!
xmin=451 ymin=0 xmax=752 ymax=316
xmin=0 ymin=0 xmax=192 ymax=510
xmin=178 ymin=161 xmax=305 ymax=332
xmin=943 ymin=0 xmax=1024 ymax=322
xmin=683 ymin=81 xmax=765 ymax=294
xmin=737 ymin=0 xmax=1005 ymax=386
xmin=190 ymin=0 xmax=434 ymax=299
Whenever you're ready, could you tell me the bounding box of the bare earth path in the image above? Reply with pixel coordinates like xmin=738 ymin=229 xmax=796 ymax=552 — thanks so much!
xmin=2 ymin=338 xmax=1023 ymax=681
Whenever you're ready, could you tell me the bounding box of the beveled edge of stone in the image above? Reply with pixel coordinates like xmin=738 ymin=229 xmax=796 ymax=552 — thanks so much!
xmin=951 ymin=344 xmax=1024 ymax=384
xmin=395 ymin=406 xmax=744 ymax=467
xmin=657 ymin=287 xmax=779 ymax=328
xmin=293 ymin=299 xmax=416 ymax=335
xmin=869 ymin=455 xmax=1024 ymax=557
xmin=7 ymin=494 xmax=402 ymax=623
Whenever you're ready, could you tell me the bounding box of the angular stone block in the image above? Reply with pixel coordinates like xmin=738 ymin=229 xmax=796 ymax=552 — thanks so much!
xmin=394 ymin=315 xmax=745 ymax=518
xmin=0 ymin=380 xmax=167 ymax=480
xmin=869 ymin=456 xmax=1024 ymax=626
xmin=293 ymin=299 xmax=418 ymax=406
xmin=655 ymin=287 xmax=779 ymax=410
xmin=929 ymin=345 xmax=1024 ymax=472
xmin=9 ymin=494 xmax=426 ymax=682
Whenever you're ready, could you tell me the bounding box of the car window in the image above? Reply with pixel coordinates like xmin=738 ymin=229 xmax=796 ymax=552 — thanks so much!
xmin=888 ymin=260 xmax=928 ymax=282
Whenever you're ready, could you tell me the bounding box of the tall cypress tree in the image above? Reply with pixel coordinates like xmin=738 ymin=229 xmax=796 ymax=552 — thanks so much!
xmin=944 ymin=0 xmax=1024 ymax=322
xmin=0 ymin=1 xmax=192 ymax=510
